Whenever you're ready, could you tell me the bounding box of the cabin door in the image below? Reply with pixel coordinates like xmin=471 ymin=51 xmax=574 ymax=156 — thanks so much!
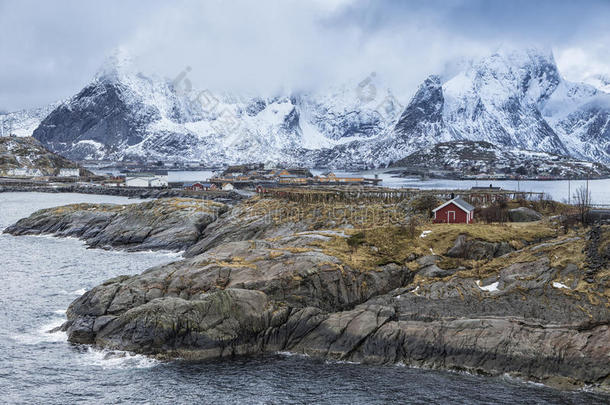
xmin=447 ymin=211 xmax=455 ymax=223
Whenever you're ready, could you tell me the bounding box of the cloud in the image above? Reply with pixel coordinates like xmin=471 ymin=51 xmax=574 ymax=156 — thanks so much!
xmin=0 ymin=0 xmax=609 ymax=111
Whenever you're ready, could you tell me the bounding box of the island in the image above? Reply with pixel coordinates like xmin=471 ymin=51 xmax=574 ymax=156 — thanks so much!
xmin=4 ymin=192 xmax=609 ymax=391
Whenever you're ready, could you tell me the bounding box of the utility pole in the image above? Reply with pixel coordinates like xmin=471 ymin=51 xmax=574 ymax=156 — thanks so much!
xmin=586 ymin=171 xmax=590 ymax=206
xmin=567 ymin=176 xmax=571 ymax=205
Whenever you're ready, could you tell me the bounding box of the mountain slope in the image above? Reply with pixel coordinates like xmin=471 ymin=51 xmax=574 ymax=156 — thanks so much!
xmin=0 ymin=136 xmax=82 ymax=176
xmin=0 ymin=104 xmax=58 ymax=138
xmin=31 ymin=54 xmax=400 ymax=165
xmin=391 ymin=140 xmax=610 ymax=178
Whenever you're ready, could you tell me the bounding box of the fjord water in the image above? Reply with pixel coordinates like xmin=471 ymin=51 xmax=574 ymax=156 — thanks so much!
xmin=0 ymin=192 xmax=607 ymax=404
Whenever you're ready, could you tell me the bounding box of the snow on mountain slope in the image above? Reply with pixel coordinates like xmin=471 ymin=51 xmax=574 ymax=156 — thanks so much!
xmin=8 ymin=47 xmax=609 ymax=167
xmin=30 ymin=53 xmax=400 ymax=165
xmin=584 ymin=73 xmax=610 ymax=93
xmin=540 ymin=80 xmax=610 ymax=163
xmin=0 ymin=104 xmax=58 ymax=137
xmin=363 ymin=47 xmax=610 ymax=166
xmin=390 ymin=140 xmax=610 ymax=178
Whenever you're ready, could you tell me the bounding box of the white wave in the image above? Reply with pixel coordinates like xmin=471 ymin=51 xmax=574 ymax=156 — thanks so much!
xmin=72 ymin=288 xmax=87 ymax=295
xmin=11 ymin=318 xmax=67 ymax=345
xmin=324 ymin=359 xmax=361 ymax=365
xmin=80 ymin=347 xmax=159 ymax=369
xmin=501 ymin=373 xmax=546 ymax=387
xmin=134 ymin=249 xmax=184 ymax=259
xmin=275 ymin=351 xmax=310 ymax=358
xmin=53 ymin=309 xmax=66 ymax=315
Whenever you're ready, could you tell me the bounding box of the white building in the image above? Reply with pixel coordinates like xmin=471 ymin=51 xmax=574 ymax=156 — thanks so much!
xmin=221 ymin=182 xmax=234 ymax=191
xmin=125 ymin=175 xmax=168 ymax=188
xmin=58 ymin=168 xmax=80 ymax=177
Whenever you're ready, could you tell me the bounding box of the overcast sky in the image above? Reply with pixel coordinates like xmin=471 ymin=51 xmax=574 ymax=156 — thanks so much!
xmin=1 ymin=0 xmax=609 ymax=111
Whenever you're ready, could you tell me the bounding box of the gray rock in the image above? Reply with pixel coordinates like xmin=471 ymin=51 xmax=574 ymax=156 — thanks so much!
xmin=4 ymin=198 xmax=228 ymax=252
xmin=416 ymin=255 xmax=440 ymax=267
xmin=418 ymin=264 xmax=454 ymax=278
xmin=446 ymin=234 xmax=514 ymax=260
xmin=508 ymin=207 xmax=542 ymax=222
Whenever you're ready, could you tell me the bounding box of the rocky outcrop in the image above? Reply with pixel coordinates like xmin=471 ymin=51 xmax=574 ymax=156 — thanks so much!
xmin=3 ymin=198 xmax=228 ymax=252
xmin=446 ymin=234 xmax=514 ymax=259
xmin=9 ymin=197 xmax=609 ymax=391
xmin=509 ymin=207 xmax=543 ymax=222
xmin=584 ymin=225 xmax=610 ymax=282
xmin=60 ymin=234 xmax=609 ymax=389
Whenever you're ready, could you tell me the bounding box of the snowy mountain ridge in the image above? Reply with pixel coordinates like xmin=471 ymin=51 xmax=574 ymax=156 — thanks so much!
xmin=2 ymin=47 xmax=609 ymax=167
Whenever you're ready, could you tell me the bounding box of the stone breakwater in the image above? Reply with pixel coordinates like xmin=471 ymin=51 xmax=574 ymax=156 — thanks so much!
xmin=5 ymin=197 xmax=610 ymax=391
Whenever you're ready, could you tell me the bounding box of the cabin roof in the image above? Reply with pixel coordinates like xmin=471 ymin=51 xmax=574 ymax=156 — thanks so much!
xmin=432 ymin=197 xmax=475 ymax=213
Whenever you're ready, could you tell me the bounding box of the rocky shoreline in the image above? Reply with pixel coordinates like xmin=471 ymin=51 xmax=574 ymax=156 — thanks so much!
xmin=0 ymin=183 xmax=244 ymax=203
xmin=4 ymin=198 xmax=229 ymax=252
xmin=5 ymin=196 xmax=609 ymax=392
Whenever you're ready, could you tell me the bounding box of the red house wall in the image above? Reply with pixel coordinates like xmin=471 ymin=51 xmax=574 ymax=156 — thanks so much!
xmin=434 ymin=203 xmax=471 ymax=224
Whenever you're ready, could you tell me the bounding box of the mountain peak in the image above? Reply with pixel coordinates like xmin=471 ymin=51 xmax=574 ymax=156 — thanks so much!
xmin=491 ymin=45 xmax=555 ymax=66
xmin=95 ymin=48 xmax=136 ymax=83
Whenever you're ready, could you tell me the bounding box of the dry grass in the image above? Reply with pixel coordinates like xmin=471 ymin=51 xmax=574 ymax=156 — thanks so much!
xmin=239 ymin=196 xmax=406 ymax=229
xmin=307 ymin=221 xmax=558 ymax=272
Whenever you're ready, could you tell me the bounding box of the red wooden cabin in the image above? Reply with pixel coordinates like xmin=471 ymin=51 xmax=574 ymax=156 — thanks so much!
xmin=432 ymin=197 xmax=475 ymax=224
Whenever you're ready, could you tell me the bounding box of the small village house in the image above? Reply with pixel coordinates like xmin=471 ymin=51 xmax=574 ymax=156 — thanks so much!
xmin=221 ymin=182 xmax=234 ymax=191
xmin=125 ymin=174 xmax=168 ymax=188
xmin=432 ymin=197 xmax=475 ymax=224
xmin=184 ymin=182 xmax=216 ymax=191
xmin=58 ymin=168 xmax=80 ymax=177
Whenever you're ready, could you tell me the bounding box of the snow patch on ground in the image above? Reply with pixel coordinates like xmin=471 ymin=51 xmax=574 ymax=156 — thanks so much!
xmin=552 ymin=281 xmax=570 ymax=289
xmin=476 ymin=280 xmax=499 ymax=292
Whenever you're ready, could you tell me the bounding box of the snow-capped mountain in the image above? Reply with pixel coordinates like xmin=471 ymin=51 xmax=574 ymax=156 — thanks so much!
xmin=584 ymin=73 xmax=610 ymax=93
xmin=30 ymin=52 xmax=400 ymax=165
xmin=360 ymin=48 xmax=609 ymax=166
xmin=4 ymin=47 xmax=610 ymax=167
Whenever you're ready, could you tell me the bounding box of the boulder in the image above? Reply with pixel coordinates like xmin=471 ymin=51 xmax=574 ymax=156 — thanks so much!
xmin=446 ymin=234 xmax=514 ymax=260
xmin=418 ymin=264 xmax=455 ymax=278
xmin=508 ymin=207 xmax=542 ymax=222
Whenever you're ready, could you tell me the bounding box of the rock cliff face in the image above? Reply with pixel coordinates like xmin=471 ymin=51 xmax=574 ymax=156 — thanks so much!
xmin=6 ymin=196 xmax=610 ymax=390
